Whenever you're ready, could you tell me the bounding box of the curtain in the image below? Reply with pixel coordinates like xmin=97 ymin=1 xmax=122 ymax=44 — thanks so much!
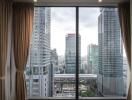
xmin=0 ymin=0 xmax=11 ymax=100
xmin=118 ymin=2 xmax=131 ymax=100
xmin=13 ymin=3 xmax=34 ymax=100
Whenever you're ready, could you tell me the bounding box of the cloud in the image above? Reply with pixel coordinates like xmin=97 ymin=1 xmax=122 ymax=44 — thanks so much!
xmin=79 ymin=8 xmax=100 ymax=28
xmin=51 ymin=7 xmax=100 ymax=56
xmin=51 ymin=8 xmax=75 ymax=23
xmin=51 ymin=7 xmax=100 ymax=28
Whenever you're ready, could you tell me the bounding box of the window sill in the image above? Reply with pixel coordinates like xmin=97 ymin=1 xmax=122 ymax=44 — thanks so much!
xmin=28 ymin=97 xmax=126 ymax=100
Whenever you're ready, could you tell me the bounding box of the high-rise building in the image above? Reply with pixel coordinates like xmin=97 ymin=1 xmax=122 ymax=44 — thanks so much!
xmin=87 ymin=44 xmax=98 ymax=74
xmin=65 ymin=34 xmax=81 ymax=74
xmin=98 ymin=8 xmax=123 ymax=96
xmin=51 ymin=49 xmax=59 ymax=74
xmin=80 ymin=56 xmax=88 ymax=74
xmin=26 ymin=7 xmax=51 ymax=97
xmin=123 ymin=57 xmax=129 ymax=96
xmin=58 ymin=56 xmax=65 ymax=74
xmin=50 ymin=49 xmax=58 ymax=96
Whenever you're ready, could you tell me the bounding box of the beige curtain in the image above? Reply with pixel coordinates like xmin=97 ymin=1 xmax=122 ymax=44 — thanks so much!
xmin=13 ymin=3 xmax=34 ymax=100
xmin=118 ymin=2 xmax=131 ymax=100
xmin=0 ymin=0 xmax=11 ymax=100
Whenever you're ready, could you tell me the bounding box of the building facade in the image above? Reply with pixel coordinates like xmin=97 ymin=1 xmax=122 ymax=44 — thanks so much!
xmin=50 ymin=49 xmax=59 ymax=96
xmin=123 ymin=57 xmax=129 ymax=96
xmin=65 ymin=34 xmax=81 ymax=74
xmin=98 ymin=8 xmax=123 ymax=96
xmin=87 ymin=44 xmax=98 ymax=74
xmin=26 ymin=7 xmax=51 ymax=97
xmin=51 ymin=49 xmax=59 ymax=74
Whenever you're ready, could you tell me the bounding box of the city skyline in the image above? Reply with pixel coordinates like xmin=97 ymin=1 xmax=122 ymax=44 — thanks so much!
xmin=51 ymin=7 xmax=126 ymax=57
xmin=26 ymin=7 xmax=128 ymax=97
xmin=51 ymin=7 xmax=99 ymax=56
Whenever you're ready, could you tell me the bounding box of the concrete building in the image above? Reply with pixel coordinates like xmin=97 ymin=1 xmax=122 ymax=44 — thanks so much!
xmin=51 ymin=49 xmax=59 ymax=74
xmin=80 ymin=61 xmax=87 ymax=74
xmin=58 ymin=56 xmax=65 ymax=74
xmin=65 ymin=34 xmax=81 ymax=74
xmin=50 ymin=49 xmax=59 ymax=96
xmin=26 ymin=7 xmax=51 ymax=97
xmin=98 ymin=8 xmax=123 ymax=96
xmin=80 ymin=56 xmax=88 ymax=74
xmin=87 ymin=44 xmax=98 ymax=74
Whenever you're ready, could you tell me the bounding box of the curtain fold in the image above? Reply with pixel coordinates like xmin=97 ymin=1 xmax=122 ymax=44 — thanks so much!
xmin=0 ymin=0 xmax=11 ymax=100
xmin=118 ymin=2 xmax=131 ymax=100
xmin=13 ymin=3 xmax=34 ymax=100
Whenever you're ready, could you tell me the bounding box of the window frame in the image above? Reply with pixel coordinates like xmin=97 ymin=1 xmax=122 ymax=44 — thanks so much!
xmin=27 ymin=6 xmax=127 ymax=100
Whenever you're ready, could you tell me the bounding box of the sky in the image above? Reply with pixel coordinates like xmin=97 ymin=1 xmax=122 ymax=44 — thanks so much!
xmin=51 ymin=7 xmax=100 ymax=56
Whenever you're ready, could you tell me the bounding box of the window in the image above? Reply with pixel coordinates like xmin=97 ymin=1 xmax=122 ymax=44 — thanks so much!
xmin=33 ymin=79 xmax=39 ymax=83
xmin=32 ymin=67 xmax=39 ymax=75
xmin=79 ymin=8 xmax=128 ymax=98
xmin=25 ymin=7 xmax=129 ymax=99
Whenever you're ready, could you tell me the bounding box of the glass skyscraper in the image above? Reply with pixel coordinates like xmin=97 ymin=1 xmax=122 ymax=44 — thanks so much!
xmin=26 ymin=7 xmax=51 ymax=97
xmin=98 ymin=8 xmax=124 ymax=96
xmin=65 ymin=34 xmax=81 ymax=74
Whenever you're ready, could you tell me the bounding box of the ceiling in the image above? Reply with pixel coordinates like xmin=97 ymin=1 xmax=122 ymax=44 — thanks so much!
xmin=13 ymin=0 xmax=129 ymax=6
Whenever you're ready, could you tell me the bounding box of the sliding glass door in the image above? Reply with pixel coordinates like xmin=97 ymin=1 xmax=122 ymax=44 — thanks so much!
xmin=26 ymin=7 xmax=76 ymax=99
xmin=25 ymin=7 xmax=128 ymax=99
